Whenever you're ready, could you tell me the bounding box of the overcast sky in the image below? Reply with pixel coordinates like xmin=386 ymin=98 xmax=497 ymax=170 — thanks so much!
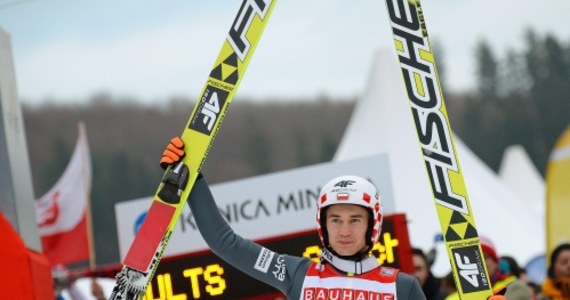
xmin=1 ymin=0 xmax=569 ymax=106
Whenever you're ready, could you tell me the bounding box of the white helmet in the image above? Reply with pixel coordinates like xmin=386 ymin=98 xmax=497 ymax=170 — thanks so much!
xmin=316 ymin=175 xmax=383 ymax=248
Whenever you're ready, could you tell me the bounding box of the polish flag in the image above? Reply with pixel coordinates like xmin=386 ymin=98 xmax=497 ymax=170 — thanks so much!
xmin=35 ymin=123 xmax=92 ymax=266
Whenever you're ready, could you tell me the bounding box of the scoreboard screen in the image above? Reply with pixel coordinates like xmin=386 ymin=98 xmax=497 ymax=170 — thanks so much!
xmin=142 ymin=213 xmax=412 ymax=300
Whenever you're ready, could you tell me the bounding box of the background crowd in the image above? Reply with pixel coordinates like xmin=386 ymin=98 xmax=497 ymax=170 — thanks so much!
xmin=412 ymin=240 xmax=570 ymax=300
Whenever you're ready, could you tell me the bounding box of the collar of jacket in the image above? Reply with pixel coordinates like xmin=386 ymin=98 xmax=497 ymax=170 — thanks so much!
xmin=320 ymin=247 xmax=379 ymax=275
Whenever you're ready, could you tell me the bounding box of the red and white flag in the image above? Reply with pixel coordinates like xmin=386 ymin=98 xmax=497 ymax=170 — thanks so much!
xmin=35 ymin=123 xmax=92 ymax=266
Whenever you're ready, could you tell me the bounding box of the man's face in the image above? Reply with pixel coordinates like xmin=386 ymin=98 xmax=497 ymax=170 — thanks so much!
xmin=325 ymin=204 xmax=369 ymax=256
xmin=554 ymin=249 xmax=570 ymax=279
xmin=484 ymin=252 xmax=497 ymax=275
xmin=412 ymin=254 xmax=428 ymax=286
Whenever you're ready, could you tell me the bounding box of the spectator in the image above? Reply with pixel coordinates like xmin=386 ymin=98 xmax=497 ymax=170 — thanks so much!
xmin=442 ymin=271 xmax=457 ymax=299
xmin=52 ymin=265 xmax=107 ymax=300
xmin=412 ymin=247 xmax=448 ymax=299
xmin=500 ymin=255 xmax=539 ymax=299
xmin=480 ymin=236 xmax=534 ymax=299
xmin=540 ymin=243 xmax=570 ymax=300
xmin=500 ymin=256 xmax=526 ymax=280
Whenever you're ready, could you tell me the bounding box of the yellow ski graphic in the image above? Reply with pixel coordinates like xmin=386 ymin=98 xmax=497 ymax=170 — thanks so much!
xmin=110 ymin=1 xmax=278 ymax=299
xmin=383 ymin=0 xmax=494 ymax=299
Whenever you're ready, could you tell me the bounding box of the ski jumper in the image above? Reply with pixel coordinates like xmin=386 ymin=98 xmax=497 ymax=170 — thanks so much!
xmin=188 ymin=175 xmax=425 ymax=299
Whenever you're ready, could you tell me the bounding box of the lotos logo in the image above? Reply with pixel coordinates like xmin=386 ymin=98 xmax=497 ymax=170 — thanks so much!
xmin=37 ymin=191 xmax=60 ymax=227
xmin=189 ymin=85 xmax=230 ymax=136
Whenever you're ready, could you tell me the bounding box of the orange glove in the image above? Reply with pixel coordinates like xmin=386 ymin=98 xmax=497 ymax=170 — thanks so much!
xmin=160 ymin=137 xmax=185 ymax=169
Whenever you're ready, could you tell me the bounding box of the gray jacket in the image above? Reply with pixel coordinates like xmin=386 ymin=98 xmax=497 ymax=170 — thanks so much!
xmin=187 ymin=175 xmax=426 ymax=299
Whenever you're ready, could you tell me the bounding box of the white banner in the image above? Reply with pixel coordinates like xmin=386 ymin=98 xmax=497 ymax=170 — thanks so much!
xmin=115 ymin=154 xmax=393 ymax=260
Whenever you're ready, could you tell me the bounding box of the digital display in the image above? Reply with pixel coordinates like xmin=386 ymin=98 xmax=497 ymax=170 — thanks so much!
xmin=142 ymin=214 xmax=412 ymax=300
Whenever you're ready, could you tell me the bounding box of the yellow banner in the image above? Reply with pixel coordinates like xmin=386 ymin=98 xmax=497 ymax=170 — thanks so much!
xmin=546 ymin=126 xmax=570 ymax=255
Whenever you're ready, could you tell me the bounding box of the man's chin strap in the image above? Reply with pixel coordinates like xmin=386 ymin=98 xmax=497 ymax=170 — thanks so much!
xmin=320 ymin=247 xmax=379 ymax=275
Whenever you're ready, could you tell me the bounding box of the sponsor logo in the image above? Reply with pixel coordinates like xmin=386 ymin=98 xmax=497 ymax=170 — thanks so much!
xmin=134 ymin=211 xmax=147 ymax=235
xmin=189 ymin=85 xmax=229 ymax=136
xmin=302 ymin=288 xmax=394 ymax=300
xmin=272 ymin=255 xmax=286 ymax=281
xmin=334 ymin=180 xmax=355 ymax=188
xmin=177 ymin=186 xmax=320 ymax=233
xmin=228 ymin=0 xmax=272 ymax=61
xmin=254 ymin=247 xmax=274 ymax=273
xmin=321 ymin=247 xmax=334 ymax=263
xmin=452 ymin=246 xmax=489 ymax=293
xmin=386 ymin=0 xmax=468 ymax=215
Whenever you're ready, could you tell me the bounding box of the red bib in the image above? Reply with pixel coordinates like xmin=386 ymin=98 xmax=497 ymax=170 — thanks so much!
xmin=300 ymin=262 xmax=399 ymax=300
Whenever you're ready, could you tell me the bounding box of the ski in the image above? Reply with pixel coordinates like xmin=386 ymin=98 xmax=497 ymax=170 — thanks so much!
xmin=382 ymin=0 xmax=493 ymax=299
xmin=109 ymin=1 xmax=277 ymax=299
